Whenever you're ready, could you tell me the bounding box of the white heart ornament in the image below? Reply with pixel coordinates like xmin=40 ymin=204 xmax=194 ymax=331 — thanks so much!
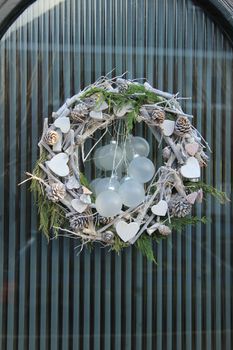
xmin=66 ymin=175 xmax=80 ymax=189
xmin=115 ymin=221 xmax=140 ymax=242
xmin=161 ymin=120 xmax=175 ymax=136
xmin=71 ymin=199 xmax=88 ymax=213
xmin=113 ymin=103 xmax=133 ymax=117
xmin=185 ymin=142 xmax=199 ymax=156
xmin=47 ymin=153 xmax=69 ymax=177
xmin=54 ymin=117 xmax=70 ymax=133
xmin=180 ymin=157 xmax=200 ymax=179
xmin=151 ymin=200 xmax=168 ymax=216
xmin=90 ymin=110 xmax=103 ymax=120
xmin=80 ymin=194 xmax=91 ymax=204
xmin=94 ymin=101 xmax=108 ymax=112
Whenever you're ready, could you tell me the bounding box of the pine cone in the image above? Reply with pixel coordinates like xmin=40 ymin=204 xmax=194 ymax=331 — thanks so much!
xmin=46 ymin=183 xmax=66 ymax=202
xmin=69 ymin=214 xmax=89 ymax=230
xmin=70 ymin=103 xmax=89 ymax=121
xmin=93 ymin=213 xmax=112 ymax=226
xmin=168 ymin=194 xmax=192 ymax=217
xmin=102 ymin=230 xmax=114 ymax=242
xmin=151 ymin=110 xmax=165 ymax=124
xmin=174 ymin=116 xmax=191 ymax=136
xmin=158 ymin=224 xmax=171 ymax=236
xmin=44 ymin=130 xmax=59 ymax=145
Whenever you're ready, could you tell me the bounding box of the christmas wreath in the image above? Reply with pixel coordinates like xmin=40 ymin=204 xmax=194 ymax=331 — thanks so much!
xmin=22 ymin=76 xmax=229 ymax=261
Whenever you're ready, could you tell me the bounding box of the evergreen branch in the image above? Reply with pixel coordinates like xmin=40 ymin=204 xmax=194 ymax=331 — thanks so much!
xmin=136 ymin=234 xmax=156 ymax=263
xmin=168 ymin=215 xmax=208 ymax=232
xmin=185 ymin=181 xmax=230 ymax=204
xmin=111 ymin=235 xmax=129 ymax=253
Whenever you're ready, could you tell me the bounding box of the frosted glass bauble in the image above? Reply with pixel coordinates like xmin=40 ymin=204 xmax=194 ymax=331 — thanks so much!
xmin=98 ymin=142 xmax=123 ymax=171
xmin=95 ymin=177 xmax=120 ymax=196
xmin=90 ymin=178 xmax=101 ymax=194
xmin=94 ymin=146 xmax=106 ymax=170
xmin=95 ymin=190 xmax=122 ymax=217
xmin=128 ymin=156 xmax=155 ymax=183
xmin=125 ymin=136 xmax=150 ymax=161
xmin=118 ymin=179 xmax=145 ymax=207
xmin=120 ymin=176 xmax=131 ymax=184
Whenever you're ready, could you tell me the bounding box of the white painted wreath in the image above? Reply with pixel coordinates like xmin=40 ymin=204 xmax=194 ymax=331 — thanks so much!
xmin=23 ymin=76 xmax=227 ymax=260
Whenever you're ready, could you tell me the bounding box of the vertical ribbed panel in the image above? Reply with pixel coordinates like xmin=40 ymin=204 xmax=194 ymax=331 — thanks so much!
xmin=0 ymin=0 xmax=232 ymax=349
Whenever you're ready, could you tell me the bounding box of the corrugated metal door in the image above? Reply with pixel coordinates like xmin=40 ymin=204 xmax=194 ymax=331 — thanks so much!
xmin=0 ymin=0 xmax=232 ymax=349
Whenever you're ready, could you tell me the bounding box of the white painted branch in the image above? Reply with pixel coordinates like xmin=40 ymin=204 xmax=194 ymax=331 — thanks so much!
xmin=144 ymin=82 xmax=174 ymax=99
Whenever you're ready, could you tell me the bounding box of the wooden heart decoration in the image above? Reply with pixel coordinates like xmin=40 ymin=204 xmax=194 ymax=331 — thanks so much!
xmin=66 ymin=175 xmax=80 ymax=189
xmin=90 ymin=110 xmax=103 ymax=120
xmin=54 ymin=117 xmax=70 ymax=133
xmin=180 ymin=157 xmax=200 ymax=179
xmin=151 ymin=200 xmax=168 ymax=216
xmin=185 ymin=142 xmax=199 ymax=156
xmin=161 ymin=120 xmax=175 ymax=136
xmin=71 ymin=199 xmax=88 ymax=213
xmin=94 ymin=101 xmax=108 ymax=112
xmin=47 ymin=153 xmax=69 ymax=177
xmin=80 ymin=194 xmax=91 ymax=204
xmin=186 ymin=191 xmax=198 ymax=204
xmin=113 ymin=103 xmax=133 ymax=117
xmin=115 ymin=221 xmax=140 ymax=242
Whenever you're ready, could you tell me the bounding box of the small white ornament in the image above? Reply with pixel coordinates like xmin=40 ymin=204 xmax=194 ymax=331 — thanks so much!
xmin=71 ymin=198 xmax=88 ymax=213
xmin=66 ymin=175 xmax=80 ymax=189
xmin=147 ymin=223 xmax=160 ymax=235
xmin=115 ymin=221 xmax=140 ymax=242
xmin=80 ymin=194 xmax=91 ymax=204
xmin=151 ymin=200 xmax=168 ymax=216
xmin=113 ymin=103 xmax=133 ymax=117
xmin=160 ymin=120 xmax=175 ymax=136
xmin=90 ymin=110 xmax=103 ymax=120
xmin=47 ymin=153 xmax=69 ymax=177
xmin=54 ymin=117 xmax=70 ymax=133
xmin=94 ymin=101 xmax=108 ymax=112
xmin=180 ymin=156 xmax=200 ymax=179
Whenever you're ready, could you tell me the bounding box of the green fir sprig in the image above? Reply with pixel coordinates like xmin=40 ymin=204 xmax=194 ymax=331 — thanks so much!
xmin=168 ymin=216 xmax=208 ymax=232
xmin=185 ymin=181 xmax=230 ymax=204
xmin=30 ymin=150 xmax=68 ymax=240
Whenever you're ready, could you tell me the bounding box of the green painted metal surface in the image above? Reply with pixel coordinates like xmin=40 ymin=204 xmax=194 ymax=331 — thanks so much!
xmin=0 ymin=0 xmax=232 ymax=349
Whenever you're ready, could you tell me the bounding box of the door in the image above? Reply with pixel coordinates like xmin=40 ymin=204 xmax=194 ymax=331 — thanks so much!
xmin=0 ymin=0 xmax=232 ymax=349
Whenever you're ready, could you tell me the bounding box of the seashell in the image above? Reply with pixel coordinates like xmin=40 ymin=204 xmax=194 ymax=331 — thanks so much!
xmin=102 ymin=230 xmax=115 ymax=242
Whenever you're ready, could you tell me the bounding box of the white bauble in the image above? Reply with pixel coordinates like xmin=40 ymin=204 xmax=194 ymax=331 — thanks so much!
xmin=95 ymin=177 xmax=120 ymax=196
xmin=94 ymin=146 xmax=105 ymax=170
xmin=118 ymin=179 xmax=145 ymax=207
xmin=98 ymin=141 xmax=123 ymax=171
xmin=120 ymin=176 xmax=131 ymax=184
xmin=95 ymin=190 xmax=122 ymax=217
xmin=90 ymin=178 xmax=101 ymax=195
xmin=125 ymin=136 xmax=150 ymax=161
xmin=128 ymin=156 xmax=155 ymax=183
